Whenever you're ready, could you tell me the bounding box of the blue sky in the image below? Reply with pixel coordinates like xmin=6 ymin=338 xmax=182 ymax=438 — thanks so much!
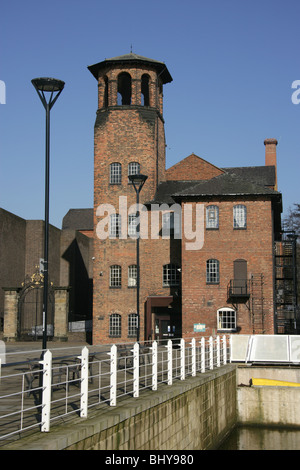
xmin=1 ymin=0 xmax=299 ymax=228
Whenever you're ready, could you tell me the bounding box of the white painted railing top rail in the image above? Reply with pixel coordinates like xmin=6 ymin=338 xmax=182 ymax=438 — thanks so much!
xmin=0 ymin=336 xmax=229 ymax=442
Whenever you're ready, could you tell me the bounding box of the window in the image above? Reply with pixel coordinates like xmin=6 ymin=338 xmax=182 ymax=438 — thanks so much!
xmin=206 ymin=205 xmax=219 ymax=229
xmin=117 ymin=72 xmax=131 ymax=105
xmin=162 ymin=212 xmax=181 ymax=238
xmin=233 ymin=205 xmax=247 ymax=229
xmin=128 ymin=214 xmax=138 ymax=237
xmin=110 ymin=265 xmax=121 ymax=288
xmin=110 ymin=163 xmax=121 ymax=184
xmin=128 ymin=162 xmax=140 ymax=182
xmin=206 ymin=259 xmax=220 ymax=284
xmin=109 ymin=213 xmax=121 ymax=238
xmin=141 ymin=74 xmax=150 ymax=106
xmin=217 ymin=308 xmax=236 ymax=331
xmin=128 ymin=313 xmax=138 ymax=337
xmin=163 ymin=264 xmax=180 ymax=287
xmin=128 ymin=265 xmax=137 ymax=287
xmin=109 ymin=314 xmax=121 ymax=337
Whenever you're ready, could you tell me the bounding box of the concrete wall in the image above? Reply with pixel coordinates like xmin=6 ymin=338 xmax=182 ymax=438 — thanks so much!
xmin=237 ymin=366 xmax=300 ymax=428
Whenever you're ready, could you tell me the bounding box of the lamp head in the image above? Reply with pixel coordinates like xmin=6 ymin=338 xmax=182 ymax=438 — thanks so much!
xmin=128 ymin=174 xmax=148 ymax=190
xmin=31 ymin=77 xmax=65 ymax=92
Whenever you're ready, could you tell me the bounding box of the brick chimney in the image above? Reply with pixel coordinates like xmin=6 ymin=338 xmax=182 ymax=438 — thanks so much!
xmin=264 ymin=138 xmax=278 ymax=190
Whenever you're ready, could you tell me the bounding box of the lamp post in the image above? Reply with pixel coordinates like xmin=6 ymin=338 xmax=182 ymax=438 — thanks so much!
xmin=32 ymin=77 xmax=64 ymax=353
xmin=128 ymin=173 xmax=148 ymax=342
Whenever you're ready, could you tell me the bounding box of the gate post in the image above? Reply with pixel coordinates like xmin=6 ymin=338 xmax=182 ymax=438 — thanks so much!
xmin=53 ymin=287 xmax=69 ymax=341
xmin=3 ymin=288 xmax=19 ymax=341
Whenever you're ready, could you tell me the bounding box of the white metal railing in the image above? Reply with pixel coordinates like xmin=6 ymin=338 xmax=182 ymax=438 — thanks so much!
xmin=0 ymin=335 xmax=229 ymax=442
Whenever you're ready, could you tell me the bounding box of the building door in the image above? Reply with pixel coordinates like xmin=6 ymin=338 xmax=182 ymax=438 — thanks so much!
xmin=233 ymin=259 xmax=247 ymax=295
xmin=154 ymin=314 xmax=175 ymax=341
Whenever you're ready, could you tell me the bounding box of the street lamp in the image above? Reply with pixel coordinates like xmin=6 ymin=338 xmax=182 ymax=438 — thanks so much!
xmin=128 ymin=173 xmax=148 ymax=342
xmin=32 ymin=77 xmax=65 ymax=352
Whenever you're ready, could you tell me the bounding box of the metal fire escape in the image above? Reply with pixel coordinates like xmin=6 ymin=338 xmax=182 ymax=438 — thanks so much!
xmin=275 ymin=231 xmax=298 ymax=334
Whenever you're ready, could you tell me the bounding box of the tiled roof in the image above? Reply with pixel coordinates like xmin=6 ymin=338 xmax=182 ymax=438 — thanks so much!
xmin=148 ymin=165 xmax=280 ymax=204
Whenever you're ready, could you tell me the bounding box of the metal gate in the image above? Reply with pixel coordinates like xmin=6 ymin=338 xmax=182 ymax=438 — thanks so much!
xmin=18 ymin=268 xmax=54 ymax=340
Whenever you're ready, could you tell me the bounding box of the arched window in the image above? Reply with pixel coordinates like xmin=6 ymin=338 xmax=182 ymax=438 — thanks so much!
xmin=128 ymin=313 xmax=138 ymax=337
xmin=104 ymin=75 xmax=109 ymax=108
xmin=117 ymin=72 xmax=131 ymax=105
xmin=109 ymin=265 xmax=121 ymax=287
xmin=217 ymin=308 xmax=236 ymax=331
xmin=163 ymin=264 xmax=180 ymax=287
xmin=128 ymin=162 xmax=140 ymax=182
xmin=233 ymin=205 xmax=247 ymax=229
xmin=206 ymin=259 xmax=220 ymax=284
xmin=206 ymin=205 xmax=219 ymax=229
xmin=109 ymin=214 xmax=121 ymax=238
xmin=110 ymin=163 xmax=121 ymax=184
xmin=141 ymin=74 xmax=150 ymax=106
xmin=109 ymin=313 xmax=121 ymax=337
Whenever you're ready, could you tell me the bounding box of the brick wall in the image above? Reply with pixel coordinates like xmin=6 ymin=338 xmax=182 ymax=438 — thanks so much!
xmin=165 ymin=153 xmax=224 ymax=181
xmin=181 ymin=198 xmax=275 ymax=337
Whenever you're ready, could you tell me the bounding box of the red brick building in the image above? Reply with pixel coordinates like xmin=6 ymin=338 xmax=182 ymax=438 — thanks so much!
xmin=88 ymin=53 xmax=283 ymax=344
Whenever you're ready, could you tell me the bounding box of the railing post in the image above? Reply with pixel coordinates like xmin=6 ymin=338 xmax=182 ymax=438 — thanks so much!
xmin=209 ymin=336 xmax=213 ymax=370
xmin=166 ymin=339 xmax=172 ymax=385
xmin=151 ymin=341 xmax=158 ymax=391
xmin=108 ymin=344 xmax=117 ymax=406
xmin=180 ymin=338 xmax=185 ymax=380
xmin=79 ymin=346 xmax=89 ymax=418
xmin=201 ymin=337 xmax=205 ymax=373
xmin=191 ymin=338 xmax=196 ymax=377
xmin=132 ymin=342 xmax=139 ymax=398
xmin=39 ymin=349 xmax=52 ymax=432
xmin=222 ymin=335 xmax=227 ymax=365
xmin=216 ymin=336 xmax=220 ymax=367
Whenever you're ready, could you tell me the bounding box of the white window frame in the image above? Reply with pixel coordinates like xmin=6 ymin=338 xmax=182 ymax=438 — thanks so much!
xmin=217 ymin=308 xmax=236 ymax=331
xmin=109 ymin=213 xmax=121 ymax=238
xmin=233 ymin=204 xmax=247 ymax=229
xmin=110 ymin=265 xmax=121 ymax=288
xmin=206 ymin=205 xmax=219 ymax=229
xmin=128 ymin=162 xmax=140 ymax=182
xmin=128 ymin=313 xmax=138 ymax=337
xmin=163 ymin=264 xmax=180 ymax=287
xmin=206 ymin=259 xmax=220 ymax=284
xmin=128 ymin=265 xmax=137 ymax=287
xmin=162 ymin=211 xmax=181 ymax=238
xmin=110 ymin=163 xmax=122 ymax=184
xmin=128 ymin=214 xmax=138 ymax=237
xmin=109 ymin=313 xmax=121 ymax=337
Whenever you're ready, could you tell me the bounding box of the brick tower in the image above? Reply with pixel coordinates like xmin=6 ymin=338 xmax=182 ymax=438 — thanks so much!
xmin=88 ymin=53 xmax=172 ymax=343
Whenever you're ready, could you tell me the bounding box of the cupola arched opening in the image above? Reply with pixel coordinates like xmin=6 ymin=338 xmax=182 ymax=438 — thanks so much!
xmin=141 ymin=74 xmax=150 ymax=106
xmin=117 ymin=72 xmax=132 ymax=105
